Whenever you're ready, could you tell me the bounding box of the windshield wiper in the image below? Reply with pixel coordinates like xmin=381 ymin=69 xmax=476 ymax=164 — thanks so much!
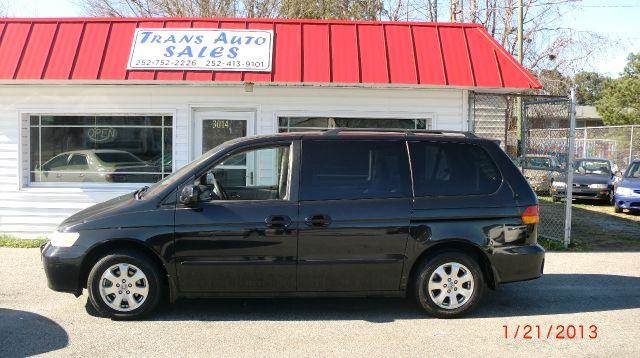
xmin=135 ymin=186 xmax=150 ymax=200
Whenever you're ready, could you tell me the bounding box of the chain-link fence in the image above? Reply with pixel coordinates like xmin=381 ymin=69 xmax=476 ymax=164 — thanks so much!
xmin=470 ymin=93 xmax=572 ymax=241
xmin=523 ymin=125 xmax=639 ymax=172
xmin=569 ymin=126 xmax=637 ymax=172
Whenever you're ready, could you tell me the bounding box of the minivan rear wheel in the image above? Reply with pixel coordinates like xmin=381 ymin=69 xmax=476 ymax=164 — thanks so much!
xmin=87 ymin=250 xmax=161 ymax=320
xmin=414 ymin=251 xmax=484 ymax=318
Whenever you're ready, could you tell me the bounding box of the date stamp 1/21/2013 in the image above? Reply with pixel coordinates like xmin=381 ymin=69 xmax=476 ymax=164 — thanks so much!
xmin=502 ymin=324 xmax=598 ymax=340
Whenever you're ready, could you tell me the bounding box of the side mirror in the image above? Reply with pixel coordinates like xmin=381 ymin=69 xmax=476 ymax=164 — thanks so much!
xmin=179 ymin=184 xmax=199 ymax=205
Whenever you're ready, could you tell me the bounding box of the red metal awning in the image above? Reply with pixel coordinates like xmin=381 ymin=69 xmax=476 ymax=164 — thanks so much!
xmin=0 ymin=17 xmax=541 ymax=89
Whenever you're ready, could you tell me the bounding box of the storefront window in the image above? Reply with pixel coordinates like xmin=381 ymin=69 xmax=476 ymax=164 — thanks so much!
xmin=29 ymin=115 xmax=172 ymax=184
xmin=278 ymin=117 xmax=430 ymax=132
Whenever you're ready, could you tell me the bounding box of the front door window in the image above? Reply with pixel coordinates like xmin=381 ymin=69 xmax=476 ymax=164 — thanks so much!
xmin=196 ymin=145 xmax=291 ymax=201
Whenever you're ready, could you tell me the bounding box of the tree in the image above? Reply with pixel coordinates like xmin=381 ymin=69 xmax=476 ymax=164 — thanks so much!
xmin=573 ymin=71 xmax=611 ymax=106
xmin=537 ymin=68 xmax=569 ymax=97
xmin=242 ymin=0 xmax=279 ymax=18
xmin=596 ymin=53 xmax=640 ymax=125
xmin=81 ymin=0 xmax=241 ymax=17
xmin=279 ymin=0 xmax=381 ymax=20
xmin=0 ymin=0 xmax=8 ymax=17
xmin=622 ymin=53 xmax=640 ymax=78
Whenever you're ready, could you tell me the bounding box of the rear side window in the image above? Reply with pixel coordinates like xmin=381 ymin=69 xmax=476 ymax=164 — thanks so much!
xmin=68 ymin=154 xmax=89 ymax=169
xmin=410 ymin=141 xmax=502 ymax=196
xmin=301 ymin=140 xmax=411 ymax=201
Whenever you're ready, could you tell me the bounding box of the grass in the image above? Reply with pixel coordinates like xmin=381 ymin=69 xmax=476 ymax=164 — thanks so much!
xmin=538 ymin=196 xmax=640 ymax=251
xmin=0 ymin=235 xmax=48 ymax=248
xmin=538 ymin=237 xmax=587 ymax=252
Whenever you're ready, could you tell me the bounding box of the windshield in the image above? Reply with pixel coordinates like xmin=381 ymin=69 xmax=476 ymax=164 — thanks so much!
xmin=625 ymin=162 xmax=640 ymax=178
xmin=573 ymin=160 xmax=611 ymax=175
xmin=524 ymin=157 xmax=551 ymax=168
xmin=95 ymin=152 xmax=144 ymax=164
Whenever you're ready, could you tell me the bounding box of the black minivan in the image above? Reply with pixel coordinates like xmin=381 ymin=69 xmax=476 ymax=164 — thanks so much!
xmin=41 ymin=129 xmax=544 ymax=319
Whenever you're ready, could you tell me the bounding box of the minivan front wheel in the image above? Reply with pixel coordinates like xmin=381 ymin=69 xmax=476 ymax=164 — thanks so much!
xmin=87 ymin=251 xmax=161 ymax=319
xmin=414 ymin=252 xmax=484 ymax=318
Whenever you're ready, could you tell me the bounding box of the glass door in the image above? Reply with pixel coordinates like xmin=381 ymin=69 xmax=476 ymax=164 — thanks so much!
xmin=194 ymin=110 xmax=255 ymax=186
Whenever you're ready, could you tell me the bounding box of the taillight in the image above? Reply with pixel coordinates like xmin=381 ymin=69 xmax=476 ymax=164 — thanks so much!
xmin=521 ymin=205 xmax=539 ymax=224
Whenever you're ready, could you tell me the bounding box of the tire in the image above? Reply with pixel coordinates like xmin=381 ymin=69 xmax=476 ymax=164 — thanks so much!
xmin=87 ymin=250 xmax=162 ymax=320
xmin=414 ymin=251 xmax=485 ymax=318
xmin=614 ymin=205 xmax=623 ymax=213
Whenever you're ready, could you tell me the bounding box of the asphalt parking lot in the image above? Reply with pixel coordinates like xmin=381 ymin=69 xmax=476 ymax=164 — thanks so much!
xmin=1 ymin=249 xmax=639 ymax=357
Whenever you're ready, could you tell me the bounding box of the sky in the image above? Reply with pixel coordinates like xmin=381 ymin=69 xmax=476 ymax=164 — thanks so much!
xmin=3 ymin=0 xmax=639 ymax=77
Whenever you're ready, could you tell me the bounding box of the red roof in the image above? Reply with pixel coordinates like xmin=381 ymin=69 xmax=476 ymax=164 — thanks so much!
xmin=0 ymin=17 xmax=541 ymax=89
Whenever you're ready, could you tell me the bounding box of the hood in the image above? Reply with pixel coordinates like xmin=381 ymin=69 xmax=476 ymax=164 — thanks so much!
xmin=619 ymin=177 xmax=640 ymax=189
xmin=59 ymin=192 xmax=142 ymax=231
xmin=557 ymin=173 xmax=612 ymax=185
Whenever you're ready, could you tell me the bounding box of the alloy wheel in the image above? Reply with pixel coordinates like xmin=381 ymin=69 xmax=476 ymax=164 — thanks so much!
xmin=99 ymin=263 xmax=149 ymax=312
xmin=427 ymin=262 xmax=475 ymax=310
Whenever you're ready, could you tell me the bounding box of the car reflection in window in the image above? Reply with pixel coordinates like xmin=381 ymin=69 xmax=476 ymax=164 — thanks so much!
xmin=35 ymin=149 xmax=161 ymax=183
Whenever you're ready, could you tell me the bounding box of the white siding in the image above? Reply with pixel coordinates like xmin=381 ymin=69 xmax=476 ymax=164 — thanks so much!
xmin=0 ymin=84 xmax=467 ymax=236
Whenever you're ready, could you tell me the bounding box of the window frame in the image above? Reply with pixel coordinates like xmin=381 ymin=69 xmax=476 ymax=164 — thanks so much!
xmin=274 ymin=109 xmax=436 ymax=133
xmin=408 ymin=140 xmax=504 ymax=198
xmin=23 ymin=112 xmax=176 ymax=190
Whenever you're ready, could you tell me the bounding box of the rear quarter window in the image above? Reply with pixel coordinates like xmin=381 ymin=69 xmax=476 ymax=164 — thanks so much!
xmin=410 ymin=141 xmax=502 ymax=196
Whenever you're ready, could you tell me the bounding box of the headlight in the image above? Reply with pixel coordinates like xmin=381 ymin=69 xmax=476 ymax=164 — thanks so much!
xmin=616 ymin=187 xmax=634 ymax=196
xmin=48 ymin=231 xmax=80 ymax=247
xmin=552 ymin=181 xmax=566 ymax=188
xmin=588 ymin=183 xmax=608 ymax=189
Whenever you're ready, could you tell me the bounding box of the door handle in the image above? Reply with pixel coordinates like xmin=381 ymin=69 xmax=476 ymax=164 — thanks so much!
xmin=265 ymin=215 xmax=291 ymax=228
xmin=305 ymin=214 xmax=332 ymax=227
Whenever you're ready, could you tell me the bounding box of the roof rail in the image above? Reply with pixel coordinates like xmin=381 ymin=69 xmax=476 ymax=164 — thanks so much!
xmin=320 ymin=128 xmax=477 ymax=138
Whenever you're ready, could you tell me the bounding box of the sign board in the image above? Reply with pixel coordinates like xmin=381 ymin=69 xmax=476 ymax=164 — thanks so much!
xmin=127 ymin=28 xmax=273 ymax=72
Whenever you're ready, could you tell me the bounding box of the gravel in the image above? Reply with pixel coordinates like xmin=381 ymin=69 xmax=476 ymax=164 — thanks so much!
xmin=1 ymin=248 xmax=639 ymax=357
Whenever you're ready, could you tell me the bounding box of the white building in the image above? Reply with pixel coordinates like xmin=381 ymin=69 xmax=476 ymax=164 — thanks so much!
xmin=0 ymin=17 xmax=540 ymax=236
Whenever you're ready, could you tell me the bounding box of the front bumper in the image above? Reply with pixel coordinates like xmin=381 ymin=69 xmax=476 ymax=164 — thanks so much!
xmin=41 ymin=242 xmax=85 ymax=296
xmin=489 ymin=244 xmax=545 ymax=284
xmin=551 ymin=187 xmax=610 ymax=200
xmin=528 ymin=180 xmax=551 ymax=192
xmin=614 ymin=194 xmax=640 ymax=210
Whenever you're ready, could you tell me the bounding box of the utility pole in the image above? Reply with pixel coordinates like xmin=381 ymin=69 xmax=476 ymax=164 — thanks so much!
xmin=516 ymin=0 xmax=525 ymax=159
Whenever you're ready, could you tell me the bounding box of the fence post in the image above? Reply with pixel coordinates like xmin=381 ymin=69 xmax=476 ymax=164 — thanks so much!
xmin=519 ymin=98 xmax=526 ymax=162
xmin=583 ymin=128 xmax=587 ymax=158
xmin=564 ymin=88 xmax=577 ymax=248
xmin=630 ymin=125 xmax=635 ymax=164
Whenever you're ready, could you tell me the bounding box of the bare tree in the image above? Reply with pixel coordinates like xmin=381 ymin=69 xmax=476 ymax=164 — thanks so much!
xmin=0 ymin=0 xmax=8 ymax=17
xmin=425 ymin=0 xmax=438 ymax=21
xmin=241 ymin=0 xmax=280 ymax=18
xmin=80 ymin=0 xmax=239 ymax=17
xmin=280 ymin=0 xmax=381 ymax=20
